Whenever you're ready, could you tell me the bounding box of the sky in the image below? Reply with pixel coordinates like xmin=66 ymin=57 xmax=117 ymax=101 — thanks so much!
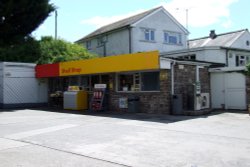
xmin=33 ymin=0 xmax=250 ymax=42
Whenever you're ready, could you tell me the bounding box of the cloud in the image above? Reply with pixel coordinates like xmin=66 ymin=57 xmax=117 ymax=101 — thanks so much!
xmin=159 ymin=0 xmax=238 ymax=28
xmin=222 ymin=19 xmax=232 ymax=28
xmin=81 ymin=9 xmax=145 ymax=28
xmin=80 ymin=0 xmax=238 ymax=29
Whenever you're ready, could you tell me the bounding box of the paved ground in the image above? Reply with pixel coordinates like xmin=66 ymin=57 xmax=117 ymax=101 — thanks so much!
xmin=0 ymin=109 xmax=250 ymax=167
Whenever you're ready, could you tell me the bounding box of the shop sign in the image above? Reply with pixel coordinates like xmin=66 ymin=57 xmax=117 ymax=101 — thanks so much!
xmin=160 ymin=71 xmax=168 ymax=80
xmin=94 ymin=84 xmax=107 ymax=89
xmin=36 ymin=51 xmax=160 ymax=78
xmin=61 ymin=67 xmax=82 ymax=74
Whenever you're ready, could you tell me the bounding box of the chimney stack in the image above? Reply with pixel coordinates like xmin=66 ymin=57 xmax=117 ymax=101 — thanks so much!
xmin=209 ymin=30 xmax=217 ymax=39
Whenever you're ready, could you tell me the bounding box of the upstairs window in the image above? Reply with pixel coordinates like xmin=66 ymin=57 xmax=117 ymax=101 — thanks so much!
xmin=236 ymin=55 xmax=250 ymax=66
xmin=164 ymin=31 xmax=182 ymax=45
xmin=97 ymin=36 xmax=108 ymax=47
xmin=142 ymin=28 xmax=155 ymax=42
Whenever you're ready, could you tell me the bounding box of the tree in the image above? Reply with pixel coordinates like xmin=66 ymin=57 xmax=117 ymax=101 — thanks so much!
xmin=0 ymin=37 xmax=41 ymax=62
xmin=37 ymin=36 xmax=96 ymax=64
xmin=246 ymin=63 xmax=250 ymax=76
xmin=0 ymin=0 xmax=55 ymax=46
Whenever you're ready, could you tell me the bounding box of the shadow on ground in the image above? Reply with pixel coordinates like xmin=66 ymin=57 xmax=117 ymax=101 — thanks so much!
xmin=1 ymin=106 xmax=248 ymax=124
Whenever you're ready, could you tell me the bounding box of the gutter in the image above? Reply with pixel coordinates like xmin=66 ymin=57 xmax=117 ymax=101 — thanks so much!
xmin=76 ymin=26 xmax=131 ymax=43
xmin=171 ymin=61 xmax=176 ymax=95
xmin=128 ymin=26 xmax=132 ymax=53
xmin=221 ymin=46 xmax=250 ymax=52
xmin=160 ymin=46 xmax=222 ymax=57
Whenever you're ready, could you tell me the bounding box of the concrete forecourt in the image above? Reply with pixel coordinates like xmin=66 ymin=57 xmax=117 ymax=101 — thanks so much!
xmin=0 ymin=109 xmax=249 ymax=167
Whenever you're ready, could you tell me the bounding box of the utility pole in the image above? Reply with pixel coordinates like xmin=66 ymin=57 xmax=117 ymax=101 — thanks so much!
xmin=185 ymin=9 xmax=188 ymax=31
xmin=55 ymin=10 xmax=58 ymax=40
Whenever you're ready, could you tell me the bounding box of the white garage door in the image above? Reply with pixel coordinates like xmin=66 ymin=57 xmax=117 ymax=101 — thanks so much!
xmin=211 ymin=72 xmax=246 ymax=110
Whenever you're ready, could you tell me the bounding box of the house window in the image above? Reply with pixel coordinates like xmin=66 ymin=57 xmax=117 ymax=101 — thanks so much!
xmin=86 ymin=41 xmax=91 ymax=50
xmin=117 ymin=72 xmax=160 ymax=92
xmin=97 ymin=38 xmax=104 ymax=47
xmin=143 ymin=29 xmax=155 ymax=42
xmin=236 ymin=55 xmax=247 ymax=66
xmin=97 ymin=36 xmax=107 ymax=47
xmin=164 ymin=31 xmax=182 ymax=45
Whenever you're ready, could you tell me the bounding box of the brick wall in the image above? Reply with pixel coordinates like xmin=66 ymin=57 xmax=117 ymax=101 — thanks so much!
xmin=199 ymin=67 xmax=210 ymax=94
xmin=174 ymin=63 xmax=210 ymax=110
xmin=108 ymin=70 xmax=171 ymax=114
xmin=104 ymin=64 xmax=210 ymax=114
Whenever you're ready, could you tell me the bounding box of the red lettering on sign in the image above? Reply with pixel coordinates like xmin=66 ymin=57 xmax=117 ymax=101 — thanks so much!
xmin=61 ymin=68 xmax=82 ymax=74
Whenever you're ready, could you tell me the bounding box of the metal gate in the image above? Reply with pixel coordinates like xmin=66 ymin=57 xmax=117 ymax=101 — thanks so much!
xmin=211 ymin=72 xmax=246 ymax=110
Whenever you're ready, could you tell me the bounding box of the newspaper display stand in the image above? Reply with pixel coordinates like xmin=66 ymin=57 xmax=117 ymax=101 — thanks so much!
xmin=90 ymin=84 xmax=107 ymax=111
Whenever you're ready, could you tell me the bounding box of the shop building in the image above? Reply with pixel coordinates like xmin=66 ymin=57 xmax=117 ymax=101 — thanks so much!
xmin=35 ymin=51 xmax=211 ymax=114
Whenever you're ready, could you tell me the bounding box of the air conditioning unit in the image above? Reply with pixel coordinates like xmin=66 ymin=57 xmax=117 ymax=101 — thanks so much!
xmin=200 ymin=93 xmax=210 ymax=109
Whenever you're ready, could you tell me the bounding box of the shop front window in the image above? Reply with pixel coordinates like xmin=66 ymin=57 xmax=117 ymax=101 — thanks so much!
xmin=69 ymin=76 xmax=79 ymax=86
xmin=118 ymin=74 xmax=135 ymax=91
xmin=117 ymin=72 xmax=160 ymax=92
xmin=80 ymin=76 xmax=90 ymax=90
xmin=101 ymin=75 xmax=110 ymax=89
xmin=91 ymin=75 xmax=100 ymax=90
xmin=62 ymin=77 xmax=69 ymax=91
xmin=141 ymin=72 xmax=160 ymax=91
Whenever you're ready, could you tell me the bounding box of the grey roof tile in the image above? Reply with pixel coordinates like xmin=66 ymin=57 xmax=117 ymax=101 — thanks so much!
xmin=76 ymin=7 xmax=162 ymax=42
xmin=189 ymin=29 xmax=248 ymax=48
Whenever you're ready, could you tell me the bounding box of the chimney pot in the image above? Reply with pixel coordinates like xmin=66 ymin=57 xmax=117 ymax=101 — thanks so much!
xmin=210 ymin=30 xmax=217 ymax=39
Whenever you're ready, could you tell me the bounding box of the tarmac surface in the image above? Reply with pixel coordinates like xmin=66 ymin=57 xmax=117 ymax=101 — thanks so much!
xmin=0 ymin=109 xmax=250 ymax=167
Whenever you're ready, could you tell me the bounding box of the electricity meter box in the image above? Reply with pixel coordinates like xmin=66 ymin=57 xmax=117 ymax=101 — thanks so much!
xmin=63 ymin=90 xmax=88 ymax=110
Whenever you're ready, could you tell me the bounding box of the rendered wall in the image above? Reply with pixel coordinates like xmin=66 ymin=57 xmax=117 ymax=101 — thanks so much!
xmin=0 ymin=62 xmax=48 ymax=108
xmin=132 ymin=10 xmax=188 ymax=53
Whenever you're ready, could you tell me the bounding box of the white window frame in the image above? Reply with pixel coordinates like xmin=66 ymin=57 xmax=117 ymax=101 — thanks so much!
xmin=236 ymin=55 xmax=247 ymax=66
xmin=164 ymin=31 xmax=182 ymax=45
xmin=142 ymin=28 xmax=155 ymax=42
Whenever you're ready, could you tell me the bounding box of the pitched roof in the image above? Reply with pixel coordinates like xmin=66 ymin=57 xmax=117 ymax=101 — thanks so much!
xmin=76 ymin=7 xmax=162 ymax=42
xmin=189 ymin=29 xmax=248 ymax=48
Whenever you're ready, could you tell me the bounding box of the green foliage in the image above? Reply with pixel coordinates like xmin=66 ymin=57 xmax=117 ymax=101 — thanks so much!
xmin=0 ymin=1 xmax=94 ymax=64
xmin=37 ymin=36 xmax=96 ymax=64
xmin=0 ymin=0 xmax=55 ymax=46
xmin=0 ymin=36 xmax=95 ymax=64
xmin=0 ymin=37 xmax=41 ymax=63
xmin=246 ymin=63 xmax=250 ymax=76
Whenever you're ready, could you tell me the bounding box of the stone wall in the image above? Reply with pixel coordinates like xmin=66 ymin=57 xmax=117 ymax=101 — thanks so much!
xmin=108 ymin=70 xmax=171 ymax=114
xmin=104 ymin=64 xmax=210 ymax=114
xmin=174 ymin=63 xmax=210 ymax=110
xmin=199 ymin=67 xmax=210 ymax=94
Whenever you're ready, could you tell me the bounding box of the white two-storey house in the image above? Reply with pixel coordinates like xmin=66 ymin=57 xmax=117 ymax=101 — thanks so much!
xmin=76 ymin=6 xmax=189 ymax=56
xmin=162 ymin=29 xmax=250 ymax=110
